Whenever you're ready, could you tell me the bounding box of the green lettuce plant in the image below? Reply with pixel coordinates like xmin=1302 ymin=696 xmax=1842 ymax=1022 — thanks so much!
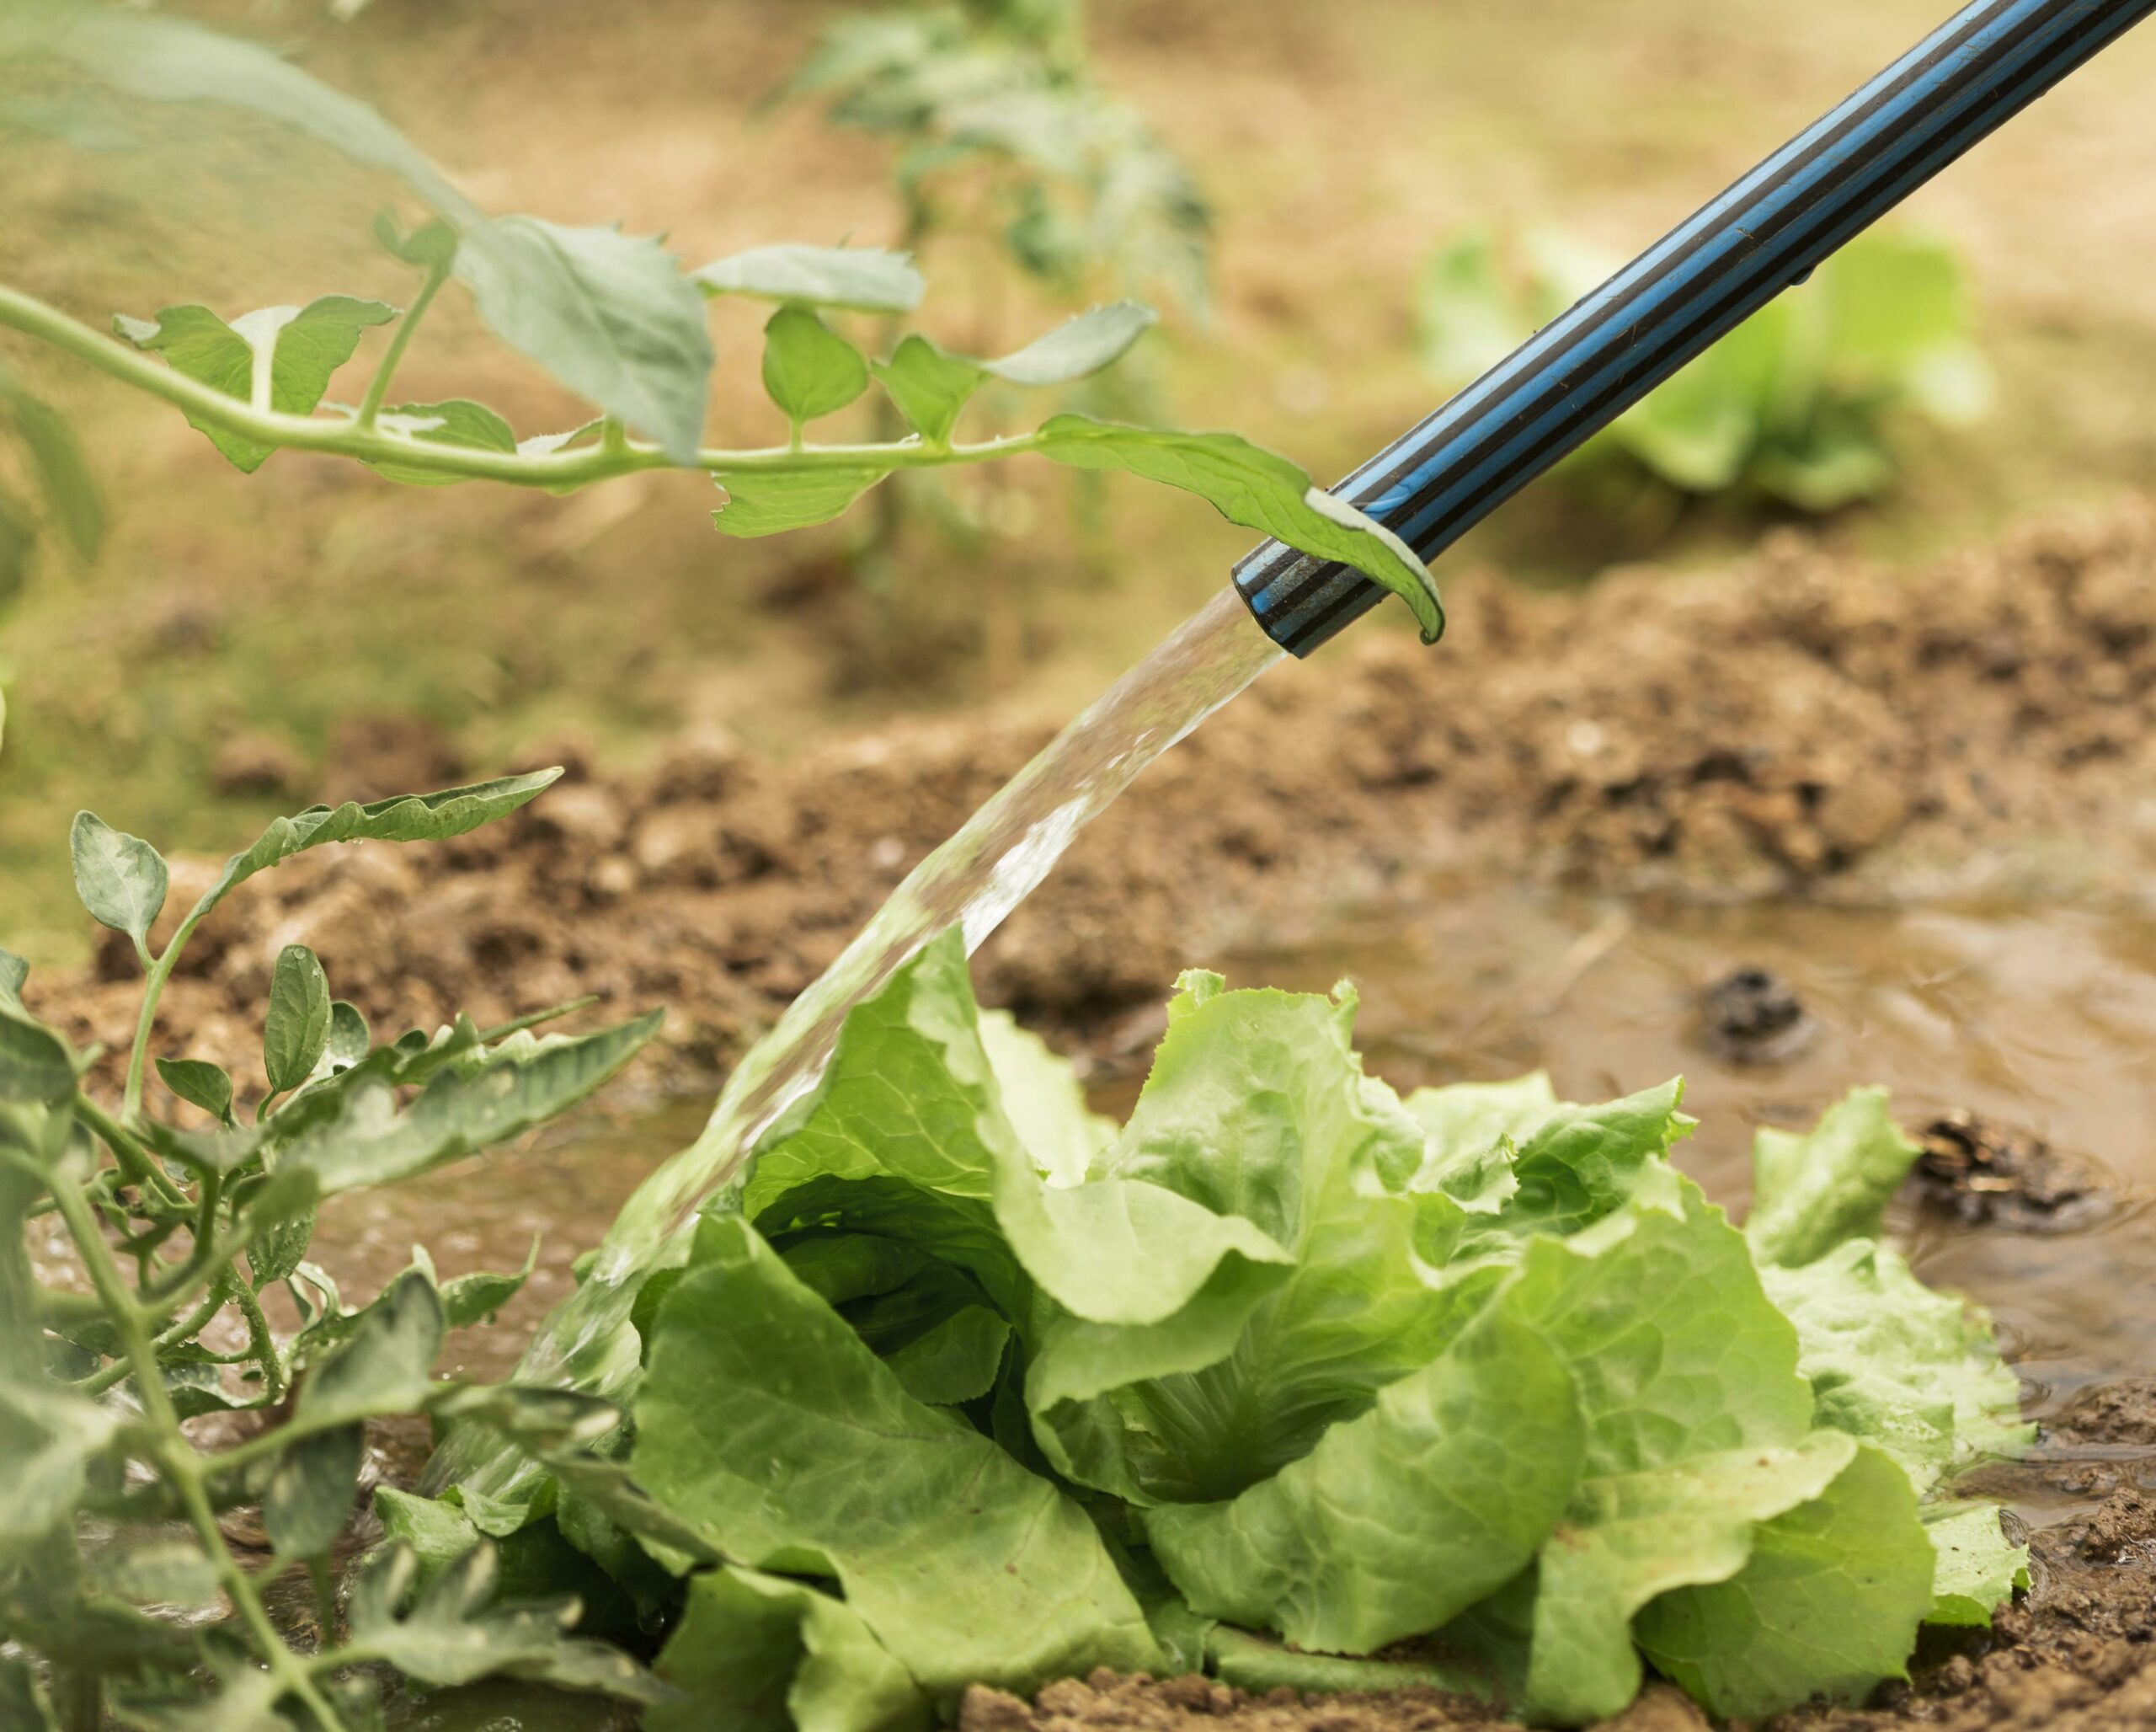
xmin=1418 ymin=227 xmax=1992 ymax=512
xmin=0 ymin=774 xmax=679 ymax=1730
xmin=0 ymin=3 xmax=1438 ymax=639
xmin=397 ymin=933 xmax=2031 ymax=1729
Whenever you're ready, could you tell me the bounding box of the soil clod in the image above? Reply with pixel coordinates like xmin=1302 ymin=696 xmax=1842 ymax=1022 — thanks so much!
xmin=1914 ymin=1112 xmax=2115 ymax=1231
xmin=1698 ymin=965 xmax=1818 ymax=1064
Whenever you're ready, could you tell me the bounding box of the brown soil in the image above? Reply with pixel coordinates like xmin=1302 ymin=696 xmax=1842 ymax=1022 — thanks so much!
xmin=38 ymin=497 xmax=2156 ymax=1099
xmin=1913 ymin=1113 xmax=2117 ymax=1232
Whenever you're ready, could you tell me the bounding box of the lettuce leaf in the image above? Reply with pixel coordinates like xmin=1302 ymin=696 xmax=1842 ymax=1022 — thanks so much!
xmin=1744 ymin=1085 xmax=1919 ymax=1269
xmin=632 ymin=1214 xmax=1163 ymax=1708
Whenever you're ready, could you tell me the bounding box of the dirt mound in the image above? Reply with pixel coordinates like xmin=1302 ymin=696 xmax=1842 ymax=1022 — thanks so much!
xmin=39 ymin=498 xmax=2156 ymax=1094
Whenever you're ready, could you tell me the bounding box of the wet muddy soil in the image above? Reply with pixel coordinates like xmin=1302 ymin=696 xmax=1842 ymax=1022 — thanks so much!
xmin=40 ymin=499 xmax=2156 ymax=1100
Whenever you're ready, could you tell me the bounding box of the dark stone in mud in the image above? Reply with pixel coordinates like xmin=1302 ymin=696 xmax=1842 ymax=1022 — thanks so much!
xmin=1697 ymin=965 xmax=1819 ymax=1064
xmin=2049 ymin=1380 xmax=2156 ymax=1449
xmin=1914 ymin=1111 xmax=2116 ymax=1232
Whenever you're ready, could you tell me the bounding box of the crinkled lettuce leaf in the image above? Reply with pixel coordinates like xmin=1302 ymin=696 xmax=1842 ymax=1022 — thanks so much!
xmin=632 ymin=1214 xmax=1163 ymax=1708
xmin=605 ymin=944 xmax=2029 ymax=1730
xmin=1762 ymin=1238 xmax=2032 ymax=1493
xmin=1744 ymin=1085 xmax=1919 ymax=1269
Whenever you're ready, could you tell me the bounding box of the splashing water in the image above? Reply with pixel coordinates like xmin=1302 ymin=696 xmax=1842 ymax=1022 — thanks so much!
xmin=429 ymin=585 xmax=1283 ymax=1499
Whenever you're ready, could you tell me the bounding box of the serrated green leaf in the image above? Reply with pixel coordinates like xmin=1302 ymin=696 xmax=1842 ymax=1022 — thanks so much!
xmin=275 ymin=1012 xmax=661 ymax=1196
xmin=981 ymin=301 xmax=1155 ymax=386
xmin=869 ymin=334 xmax=982 ymax=444
xmin=712 ymin=467 xmax=888 ymax=537
xmin=634 ymin=1214 xmax=1165 ymax=1709
xmin=1746 ymin=1085 xmax=1920 ymax=1269
xmin=369 ymin=398 xmax=518 ymax=487
xmin=264 ymin=1423 xmax=364 ymax=1559
xmin=69 ymin=810 xmax=168 ymax=948
xmin=114 ymin=297 xmax=398 ymax=473
xmin=156 ymin=1056 xmax=234 ymax=1123
xmin=693 ymin=243 xmax=924 ymax=313
xmin=455 ymin=216 xmax=712 ymax=462
xmin=263 ymin=943 xmax=332 ymax=1094
xmin=1031 ymin=415 xmax=1444 ymax=642
xmin=90 ymin=1539 xmax=221 ymax=1609
xmin=652 ymin=1565 xmax=935 ymax=1732
xmin=761 ymin=305 xmax=871 ymax=430
xmin=1635 ymin=1443 xmax=1937 ymax=1719
xmin=187 ymin=770 xmax=560 ymax=925
xmin=348 ymin=1541 xmax=673 ymax=1703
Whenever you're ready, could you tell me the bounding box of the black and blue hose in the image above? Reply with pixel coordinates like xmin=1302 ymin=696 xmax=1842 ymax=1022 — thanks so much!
xmin=1237 ymin=0 xmax=2155 ymax=657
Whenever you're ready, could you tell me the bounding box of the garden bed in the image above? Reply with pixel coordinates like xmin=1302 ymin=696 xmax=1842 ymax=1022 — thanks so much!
xmin=48 ymin=498 xmax=2156 ymax=1090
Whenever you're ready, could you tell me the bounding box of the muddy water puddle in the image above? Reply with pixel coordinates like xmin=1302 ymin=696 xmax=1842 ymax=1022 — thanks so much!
xmin=318 ymin=884 xmax=2156 ymax=1520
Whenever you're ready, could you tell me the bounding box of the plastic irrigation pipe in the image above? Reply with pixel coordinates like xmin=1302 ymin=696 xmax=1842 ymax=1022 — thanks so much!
xmin=1237 ymin=0 xmax=2154 ymax=657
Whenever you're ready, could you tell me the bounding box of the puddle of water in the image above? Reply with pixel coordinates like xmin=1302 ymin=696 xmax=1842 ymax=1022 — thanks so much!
xmin=1221 ymin=881 xmax=2156 ymax=1439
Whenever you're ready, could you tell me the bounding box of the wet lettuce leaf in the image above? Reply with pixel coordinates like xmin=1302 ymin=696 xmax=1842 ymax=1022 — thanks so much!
xmin=605 ymin=938 xmax=2030 ymax=1728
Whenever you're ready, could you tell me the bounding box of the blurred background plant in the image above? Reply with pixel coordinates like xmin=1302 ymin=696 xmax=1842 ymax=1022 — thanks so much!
xmin=1418 ymin=227 xmax=1993 ymax=523
xmin=777 ymin=0 xmax=1214 ymax=684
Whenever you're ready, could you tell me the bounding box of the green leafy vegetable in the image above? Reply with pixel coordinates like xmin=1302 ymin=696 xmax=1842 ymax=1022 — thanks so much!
xmin=263 ymin=943 xmax=333 ymax=1096
xmin=1416 ymin=227 xmax=1991 ymax=511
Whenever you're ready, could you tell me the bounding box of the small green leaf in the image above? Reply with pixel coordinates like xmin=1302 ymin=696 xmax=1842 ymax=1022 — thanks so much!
xmin=375 ymin=1484 xmax=483 ymax=1588
xmin=1747 ymin=1086 xmax=1920 ymax=1270
xmin=712 ymin=468 xmax=888 ymax=537
xmin=981 ymin=302 xmax=1155 ymax=387
xmin=296 ymin=1269 xmax=446 ymax=1426
xmin=760 ymin=306 xmax=871 ymax=431
xmin=0 ymin=1656 xmax=56 ymax=1732
xmin=264 ymin=944 xmax=333 ymax=1095
xmin=248 ymin=1202 xmax=317 ymax=1290
xmin=437 ymin=1235 xmax=541 ymax=1328
xmin=114 ymin=297 xmax=398 ymax=473
xmin=69 ymin=810 xmax=168 ymax=949
xmin=264 ymin=1424 xmax=364 ymax=1559
xmin=871 ymin=334 xmax=983 ymax=445
xmin=1031 ymin=415 xmax=1444 ymax=642
xmin=375 ymin=210 xmax=459 ymax=272
xmin=692 ymin=243 xmax=924 ymax=313
xmin=1417 ymin=228 xmax=1523 ymax=384
xmin=156 ymin=1056 xmax=234 ymax=1124
xmin=188 ymin=770 xmax=561 ymax=926
xmin=324 ymin=999 xmax=371 ymax=1073
xmin=454 ymin=216 xmax=712 ymax=463
xmin=1924 ymin=1501 xmax=2030 ymax=1626
xmin=369 ymin=399 xmax=519 ymax=487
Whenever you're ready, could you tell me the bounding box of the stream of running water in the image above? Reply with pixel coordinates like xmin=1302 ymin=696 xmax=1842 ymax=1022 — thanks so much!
xmin=429 ymin=585 xmax=1286 ymax=1498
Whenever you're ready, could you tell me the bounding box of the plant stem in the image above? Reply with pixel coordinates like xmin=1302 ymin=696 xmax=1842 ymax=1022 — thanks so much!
xmin=355 ymin=254 xmax=450 ymax=430
xmin=76 ymin=1089 xmax=188 ymax=1210
xmin=0 ymin=283 xmax=1049 ymax=489
xmin=51 ymin=1179 xmax=352 ymax=1732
